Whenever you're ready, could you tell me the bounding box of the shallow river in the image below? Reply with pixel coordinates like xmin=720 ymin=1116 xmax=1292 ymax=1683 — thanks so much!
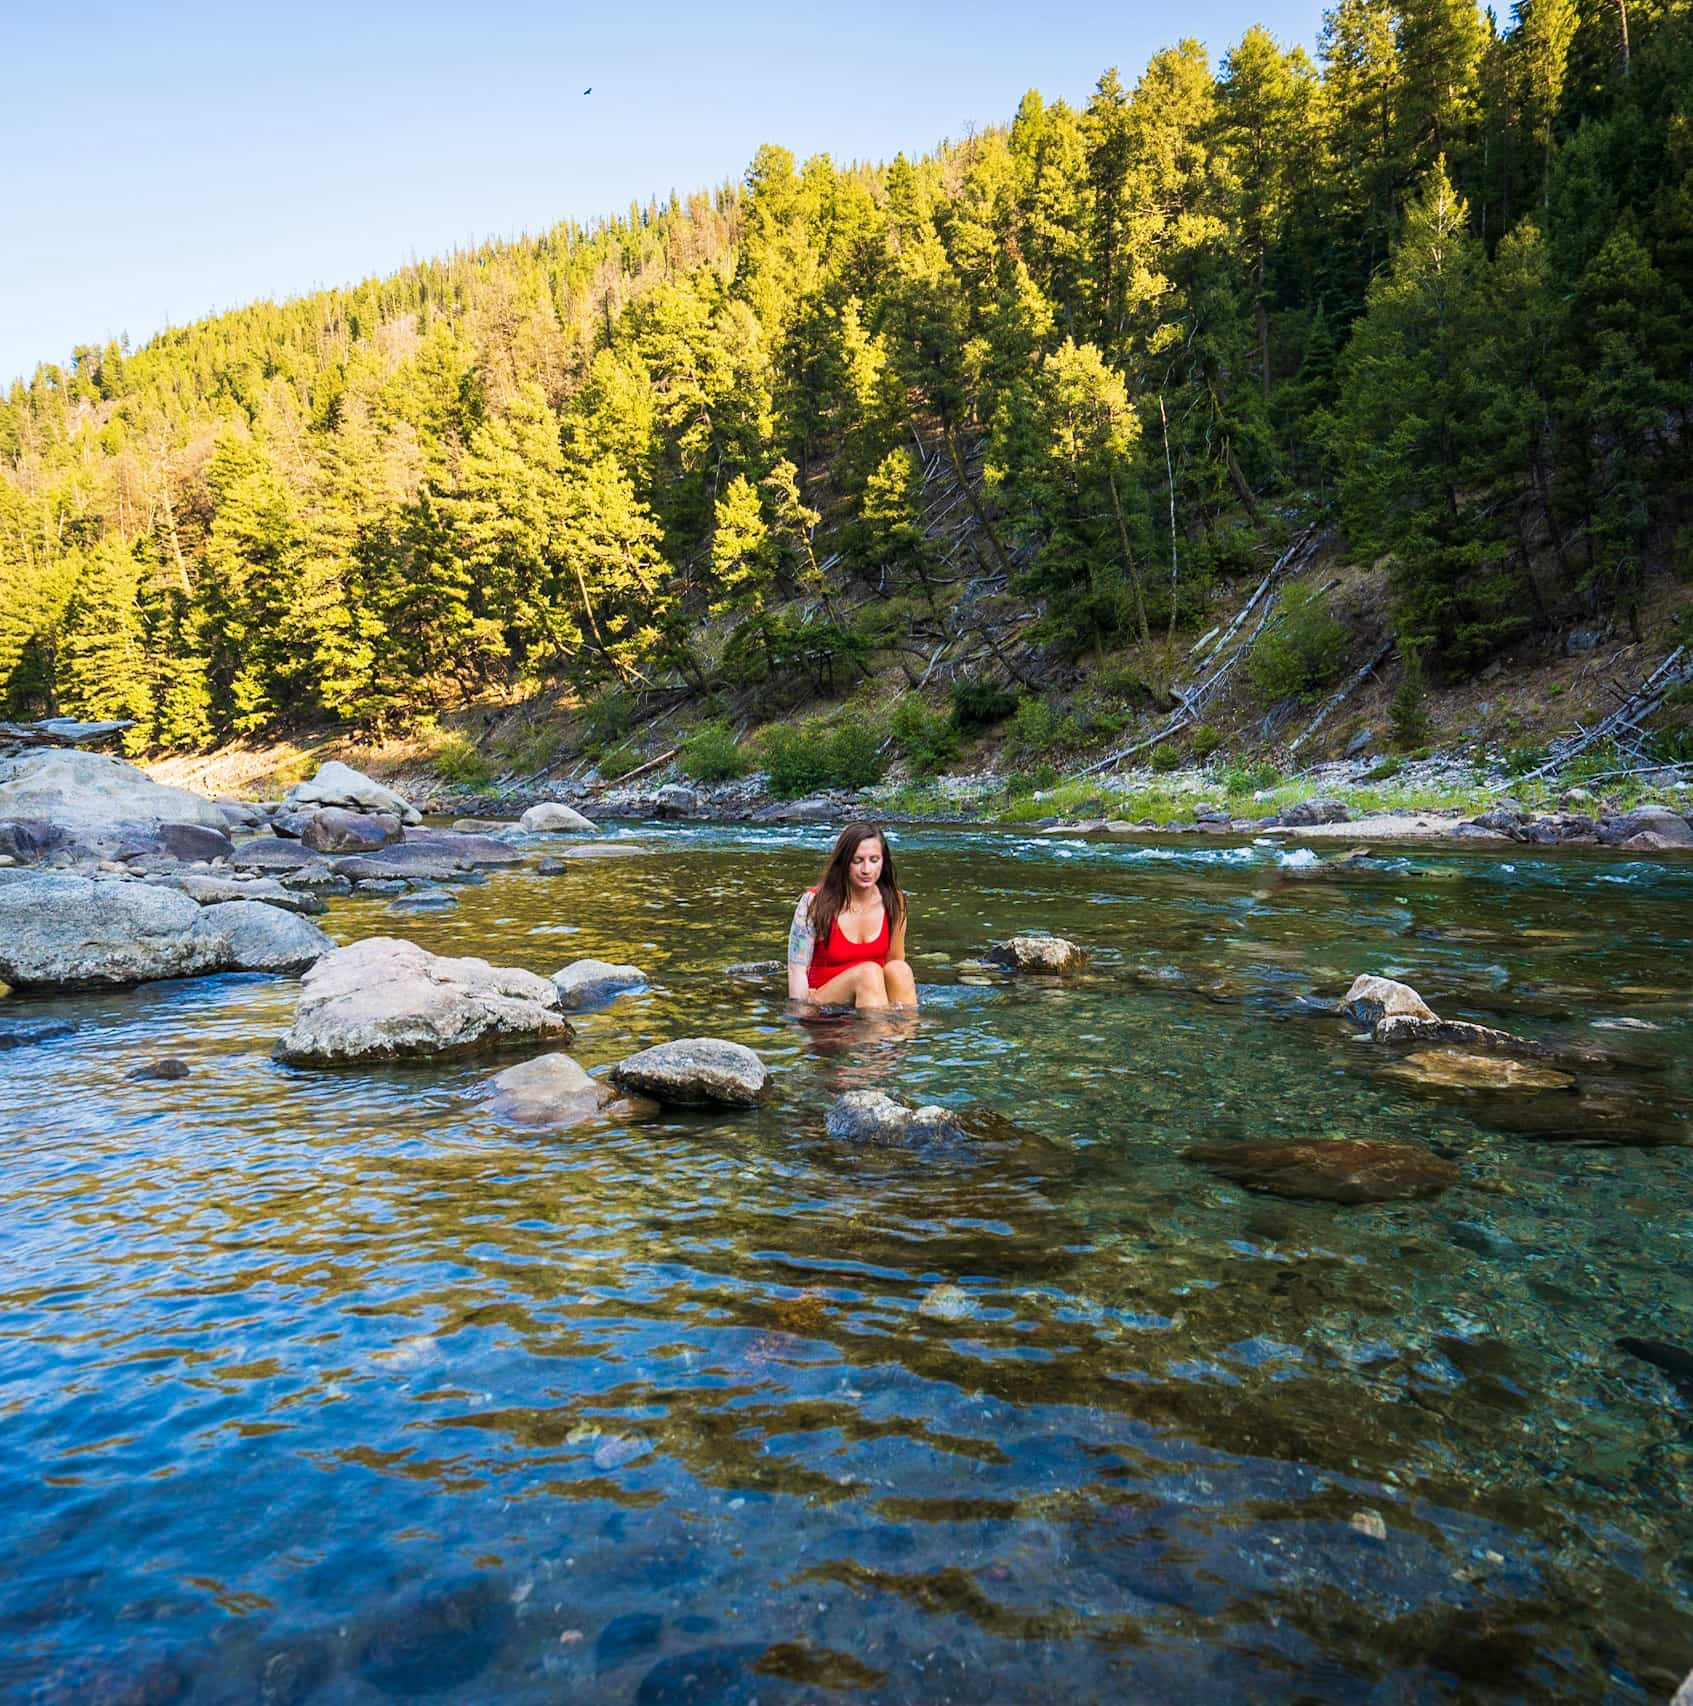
xmin=3 ymin=824 xmax=1692 ymax=1704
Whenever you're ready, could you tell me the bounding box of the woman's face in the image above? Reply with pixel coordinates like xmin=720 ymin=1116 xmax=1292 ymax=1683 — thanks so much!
xmin=848 ymin=837 xmax=884 ymax=892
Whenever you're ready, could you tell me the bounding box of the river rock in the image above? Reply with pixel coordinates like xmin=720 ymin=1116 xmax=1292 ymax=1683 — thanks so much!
xmin=1342 ymin=974 xmax=1438 ymax=1026
xmin=984 ymin=934 xmax=1089 ymax=975
xmin=333 ymin=851 xmax=466 ymax=883
xmin=1382 ymin=1049 xmax=1576 ymax=1092
xmin=610 ymin=1038 xmax=768 ymax=1107
xmin=485 ymin=1052 xmax=634 ymax=1125
xmin=280 ymin=866 xmax=352 ymax=894
xmin=550 ymin=841 xmax=649 ymax=859
xmin=215 ymin=797 xmax=266 ymax=829
xmin=453 ymin=818 xmax=518 ymax=834
xmin=285 ymin=760 xmax=420 ymax=825
xmin=1276 ymin=797 xmax=1350 ymax=827
xmin=404 ymin=830 xmax=524 ymax=866
xmin=1597 ymin=804 xmax=1693 ymax=848
xmin=0 ymin=1014 xmax=75 ymax=1049
xmin=654 ymin=784 xmax=700 ymax=818
xmin=520 ymin=801 xmax=597 ymax=833
xmin=274 ymin=937 xmax=572 ymax=1065
xmin=724 ymin=959 xmax=783 ymax=986
xmin=156 ymin=821 xmax=235 ymax=862
xmin=232 ymin=838 xmax=324 ymax=873
xmin=0 ymin=818 xmax=69 ymax=863
xmin=127 ymin=1057 xmax=190 ymax=1082
xmin=825 ymin=1089 xmax=968 ymax=1143
xmin=1184 ymin=1138 xmax=1459 ymax=1203
xmin=301 ymin=807 xmax=403 ymax=854
xmin=0 ymin=750 xmax=228 ymax=852
xmin=270 ymin=809 xmax=316 ymax=839
xmin=388 ymin=888 xmax=458 ymax=913
xmin=551 ymin=958 xmax=647 ymax=1011
xmin=0 ymin=873 xmax=228 ymax=988
xmin=198 ymin=901 xmax=334 ymax=974
xmin=163 ymin=872 xmax=326 ymax=916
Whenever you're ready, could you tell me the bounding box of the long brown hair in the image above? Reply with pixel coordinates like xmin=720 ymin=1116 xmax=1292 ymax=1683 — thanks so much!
xmin=807 ymin=821 xmax=905 ymax=945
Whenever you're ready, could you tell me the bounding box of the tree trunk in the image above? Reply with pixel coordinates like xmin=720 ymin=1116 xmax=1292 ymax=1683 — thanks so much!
xmin=942 ymin=428 xmax=1015 ymax=582
xmin=1159 ymin=395 xmax=1180 ymax=644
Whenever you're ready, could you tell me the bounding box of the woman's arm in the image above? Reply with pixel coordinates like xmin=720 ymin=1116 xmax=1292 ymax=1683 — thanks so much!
xmin=786 ymin=893 xmax=816 ymax=1002
xmin=888 ymin=906 xmax=907 ymax=962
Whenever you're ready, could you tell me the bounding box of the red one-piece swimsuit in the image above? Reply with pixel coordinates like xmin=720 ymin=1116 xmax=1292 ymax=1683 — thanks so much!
xmin=804 ymin=891 xmax=890 ymax=991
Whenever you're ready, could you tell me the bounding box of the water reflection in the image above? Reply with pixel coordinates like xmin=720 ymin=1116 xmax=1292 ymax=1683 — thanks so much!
xmin=1 ymin=824 xmax=1690 ymax=1702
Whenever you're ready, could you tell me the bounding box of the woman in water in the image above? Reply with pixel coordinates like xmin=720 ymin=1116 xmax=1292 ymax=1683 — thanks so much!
xmin=787 ymin=822 xmax=918 ymax=1010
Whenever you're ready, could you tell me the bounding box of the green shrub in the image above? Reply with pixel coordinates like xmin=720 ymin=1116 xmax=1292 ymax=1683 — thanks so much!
xmin=681 ymin=721 xmax=749 ymax=782
xmin=1247 ymin=585 xmax=1349 ymax=703
xmin=891 ymin=694 xmax=960 ymax=776
xmin=950 ymin=677 xmax=1018 ymax=731
xmin=1363 ymin=756 xmax=1403 ymax=782
xmin=1390 ymin=646 xmax=1431 ymax=748
xmin=1502 ymin=743 xmax=1550 ymax=777
xmin=598 ymin=741 xmax=642 ymax=781
xmin=432 ymin=732 xmax=493 ymax=787
xmin=761 ymin=720 xmax=886 ymax=797
xmin=1092 ymin=662 xmax=1156 ymax=706
xmin=1149 ymin=742 xmax=1182 ymax=773
xmin=1190 ymin=723 xmax=1224 ymax=760
xmin=580 ymin=689 xmax=635 ymax=751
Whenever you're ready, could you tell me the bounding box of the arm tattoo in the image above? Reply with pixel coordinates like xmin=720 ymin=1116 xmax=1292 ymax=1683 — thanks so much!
xmin=787 ymin=895 xmax=815 ymax=966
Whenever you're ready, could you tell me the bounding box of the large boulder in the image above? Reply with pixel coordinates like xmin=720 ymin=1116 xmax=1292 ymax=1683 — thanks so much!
xmin=984 ymin=934 xmax=1089 ymax=975
xmin=1342 ymin=974 xmax=1438 ymax=1026
xmin=0 ymin=874 xmax=228 ymax=988
xmin=198 ymin=901 xmax=334 ymax=974
xmin=1184 ymin=1138 xmax=1458 ymax=1203
xmin=1276 ymin=797 xmax=1351 ymax=828
xmin=610 ymin=1038 xmax=768 ymax=1107
xmin=285 ymin=761 xmax=420 ymax=826
xmin=1597 ymin=804 xmax=1693 ymax=848
xmin=333 ymin=852 xmax=467 ymax=884
xmin=551 ymin=958 xmax=647 ymax=1011
xmin=520 ymin=801 xmax=598 ymax=834
xmin=0 ymin=749 xmax=227 ymax=857
xmin=274 ymin=938 xmax=572 ymax=1065
xmin=654 ymin=784 xmax=700 ymax=819
xmin=301 ymin=807 xmax=403 ymax=854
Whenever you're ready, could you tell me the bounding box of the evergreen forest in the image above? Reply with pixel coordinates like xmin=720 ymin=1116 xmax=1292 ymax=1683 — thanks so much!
xmin=3 ymin=0 xmax=1690 ymax=759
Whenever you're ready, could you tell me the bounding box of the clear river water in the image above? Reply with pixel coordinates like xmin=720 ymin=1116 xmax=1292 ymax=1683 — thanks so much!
xmin=3 ymin=822 xmax=1691 ymax=1704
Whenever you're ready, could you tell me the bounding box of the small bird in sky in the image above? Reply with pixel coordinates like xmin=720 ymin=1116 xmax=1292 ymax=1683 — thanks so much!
xmin=582 ymin=86 xmax=592 ymax=95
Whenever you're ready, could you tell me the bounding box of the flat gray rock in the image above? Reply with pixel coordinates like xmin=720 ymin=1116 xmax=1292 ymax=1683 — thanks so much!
xmin=232 ymin=839 xmax=324 ymax=872
xmin=825 ymin=1089 xmax=967 ymax=1143
xmin=162 ymin=872 xmax=327 ymax=916
xmin=334 ymin=850 xmax=467 ymax=882
xmin=404 ymin=830 xmax=524 ymax=866
xmin=388 ymin=888 xmax=458 ymax=913
xmin=275 ymin=937 xmax=572 ymax=1065
xmin=551 ymin=958 xmax=646 ymax=1011
xmin=610 ymin=1037 xmax=768 ymax=1107
xmin=0 ymin=749 xmax=228 ymax=843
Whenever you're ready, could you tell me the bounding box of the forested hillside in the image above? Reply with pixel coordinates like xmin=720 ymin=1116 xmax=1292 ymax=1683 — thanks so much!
xmin=3 ymin=0 xmax=1689 ymax=765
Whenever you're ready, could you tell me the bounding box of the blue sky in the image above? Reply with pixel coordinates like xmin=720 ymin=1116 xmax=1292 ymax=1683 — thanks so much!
xmin=1 ymin=0 xmax=1321 ymax=388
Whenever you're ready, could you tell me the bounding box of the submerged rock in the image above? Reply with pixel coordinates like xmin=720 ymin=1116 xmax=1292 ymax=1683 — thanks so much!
xmin=0 ymin=1014 xmax=75 ymax=1049
xmin=520 ymin=801 xmax=597 ymax=833
xmin=387 ymin=888 xmax=458 ymax=914
xmin=984 ymin=934 xmax=1089 ymax=975
xmin=1381 ymin=1049 xmax=1576 ymax=1092
xmin=285 ymin=760 xmax=420 ymax=825
xmin=275 ymin=937 xmax=571 ymax=1065
xmin=1342 ymin=974 xmax=1438 ymax=1026
xmin=611 ymin=1038 xmax=768 ymax=1107
xmin=825 ymin=1089 xmax=969 ymax=1143
xmin=485 ymin=1052 xmax=645 ymax=1126
xmin=127 ymin=1057 xmax=190 ymax=1082
xmin=723 ymin=959 xmax=783 ymax=986
xmin=1185 ymin=1137 xmax=1459 ymax=1203
xmin=551 ymin=958 xmax=647 ymax=1011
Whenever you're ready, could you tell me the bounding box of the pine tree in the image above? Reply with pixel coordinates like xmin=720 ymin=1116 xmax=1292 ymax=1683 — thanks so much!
xmin=58 ymin=538 xmax=154 ymax=748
